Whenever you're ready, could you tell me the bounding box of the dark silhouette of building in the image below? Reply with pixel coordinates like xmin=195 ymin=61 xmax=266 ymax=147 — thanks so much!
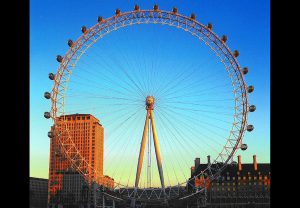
xmin=30 ymin=177 xmax=48 ymax=208
xmin=188 ymin=155 xmax=270 ymax=208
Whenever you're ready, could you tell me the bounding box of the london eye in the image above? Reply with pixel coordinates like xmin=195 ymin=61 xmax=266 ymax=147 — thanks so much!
xmin=44 ymin=5 xmax=255 ymax=205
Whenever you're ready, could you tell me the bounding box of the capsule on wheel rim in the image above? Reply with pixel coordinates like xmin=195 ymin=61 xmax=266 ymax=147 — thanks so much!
xmin=115 ymin=9 xmax=121 ymax=15
xmin=242 ymin=67 xmax=248 ymax=75
xmin=190 ymin=13 xmax=196 ymax=20
xmin=172 ymin=7 xmax=178 ymax=14
xmin=44 ymin=112 xmax=51 ymax=119
xmin=48 ymin=73 xmax=55 ymax=80
xmin=247 ymin=125 xmax=254 ymax=132
xmin=134 ymin=5 xmax=140 ymax=11
xmin=221 ymin=35 xmax=227 ymax=43
xmin=44 ymin=92 xmax=51 ymax=99
xmin=68 ymin=39 xmax=74 ymax=47
xmin=248 ymin=86 xmax=254 ymax=93
xmin=241 ymin=144 xmax=248 ymax=151
xmin=56 ymin=55 xmax=63 ymax=63
xmin=81 ymin=26 xmax=87 ymax=33
xmin=55 ymin=151 xmax=61 ymax=157
xmin=97 ymin=16 xmax=103 ymax=22
xmin=249 ymin=105 xmax=256 ymax=112
xmin=48 ymin=131 xmax=54 ymax=138
xmin=207 ymin=23 xmax=213 ymax=30
xmin=233 ymin=50 xmax=239 ymax=58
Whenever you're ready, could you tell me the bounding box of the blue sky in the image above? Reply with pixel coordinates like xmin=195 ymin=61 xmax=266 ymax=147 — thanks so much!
xmin=30 ymin=0 xmax=270 ymax=186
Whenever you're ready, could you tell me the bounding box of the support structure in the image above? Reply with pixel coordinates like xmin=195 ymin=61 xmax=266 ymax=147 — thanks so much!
xmin=131 ymin=96 xmax=166 ymax=207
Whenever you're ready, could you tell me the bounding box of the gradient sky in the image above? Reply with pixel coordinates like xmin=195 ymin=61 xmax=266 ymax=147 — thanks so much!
xmin=30 ymin=0 xmax=270 ymax=185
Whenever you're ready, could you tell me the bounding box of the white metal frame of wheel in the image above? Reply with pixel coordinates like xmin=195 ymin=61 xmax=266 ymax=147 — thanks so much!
xmin=46 ymin=4 xmax=255 ymax=206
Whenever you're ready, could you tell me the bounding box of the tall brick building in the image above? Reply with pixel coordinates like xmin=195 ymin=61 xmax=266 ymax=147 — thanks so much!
xmin=48 ymin=114 xmax=113 ymax=207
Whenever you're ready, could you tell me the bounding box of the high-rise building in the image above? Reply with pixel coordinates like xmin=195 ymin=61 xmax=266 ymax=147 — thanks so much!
xmin=48 ymin=114 xmax=113 ymax=207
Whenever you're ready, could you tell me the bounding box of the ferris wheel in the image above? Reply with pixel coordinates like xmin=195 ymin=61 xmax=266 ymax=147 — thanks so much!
xmin=44 ymin=4 xmax=255 ymax=204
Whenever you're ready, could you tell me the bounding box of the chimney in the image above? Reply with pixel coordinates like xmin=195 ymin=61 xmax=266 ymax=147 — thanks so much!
xmin=191 ymin=166 xmax=195 ymax=176
xmin=253 ymin=155 xmax=258 ymax=171
xmin=195 ymin=158 xmax=200 ymax=170
xmin=238 ymin=155 xmax=242 ymax=171
xmin=207 ymin=155 xmax=211 ymax=164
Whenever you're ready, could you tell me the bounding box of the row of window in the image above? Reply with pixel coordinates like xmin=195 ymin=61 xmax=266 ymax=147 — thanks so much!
xmin=213 ymin=175 xmax=269 ymax=181
xmin=57 ymin=123 xmax=95 ymax=127
xmin=59 ymin=116 xmax=91 ymax=121
xmin=213 ymin=181 xmax=269 ymax=186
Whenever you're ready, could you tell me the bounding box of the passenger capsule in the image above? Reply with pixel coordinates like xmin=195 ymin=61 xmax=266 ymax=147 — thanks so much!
xmin=55 ymin=151 xmax=61 ymax=157
xmin=242 ymin=67 xmax=248 ymax=75
xmin=56 ymin=55 xmax=63 ymax=63
xmin=48 ymin=73 xmax=55 ymax=80
xmin=248 ymin=85 xmax=254 ymax=93
xmin=173 ymin=7 xmax=178 ymax=14
xmin=134 ymin=5 xmax=140 ymax=11
xmin=115 ymin=9 xmax=121 ymax=15
xmin=249 ymin=105 xmax=256 ymax=112
xmin=44 ymin=112 xmax=51 ymax=119
xmin=153 ymin=4 xmax=159 ymax=11
xmin=68 ymin=39 xmax=74 ymax=47
xmin=233 ymin=50 xmax=239 ymax=58
xmin=247 ymin=125 xmax=254 ymax=132
xmin=190 ymin=13 xmax=196 ymax=20
xmin=44 ymin=92 xmax=51 ymax=99
xmin=48 ymin=131 xmax=54 ymax=138
xmin=207 ymin=23 xmax=213 ymax=30
xmin=97 ymin=16 xmax=103 ymax=23
xmin=81 ymin=26 xmax=87 ymax=33
xmin=241 ymin=144 xmax=248 ymax=151
xmin=221 ymin=35 xmax=227 ymax=43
